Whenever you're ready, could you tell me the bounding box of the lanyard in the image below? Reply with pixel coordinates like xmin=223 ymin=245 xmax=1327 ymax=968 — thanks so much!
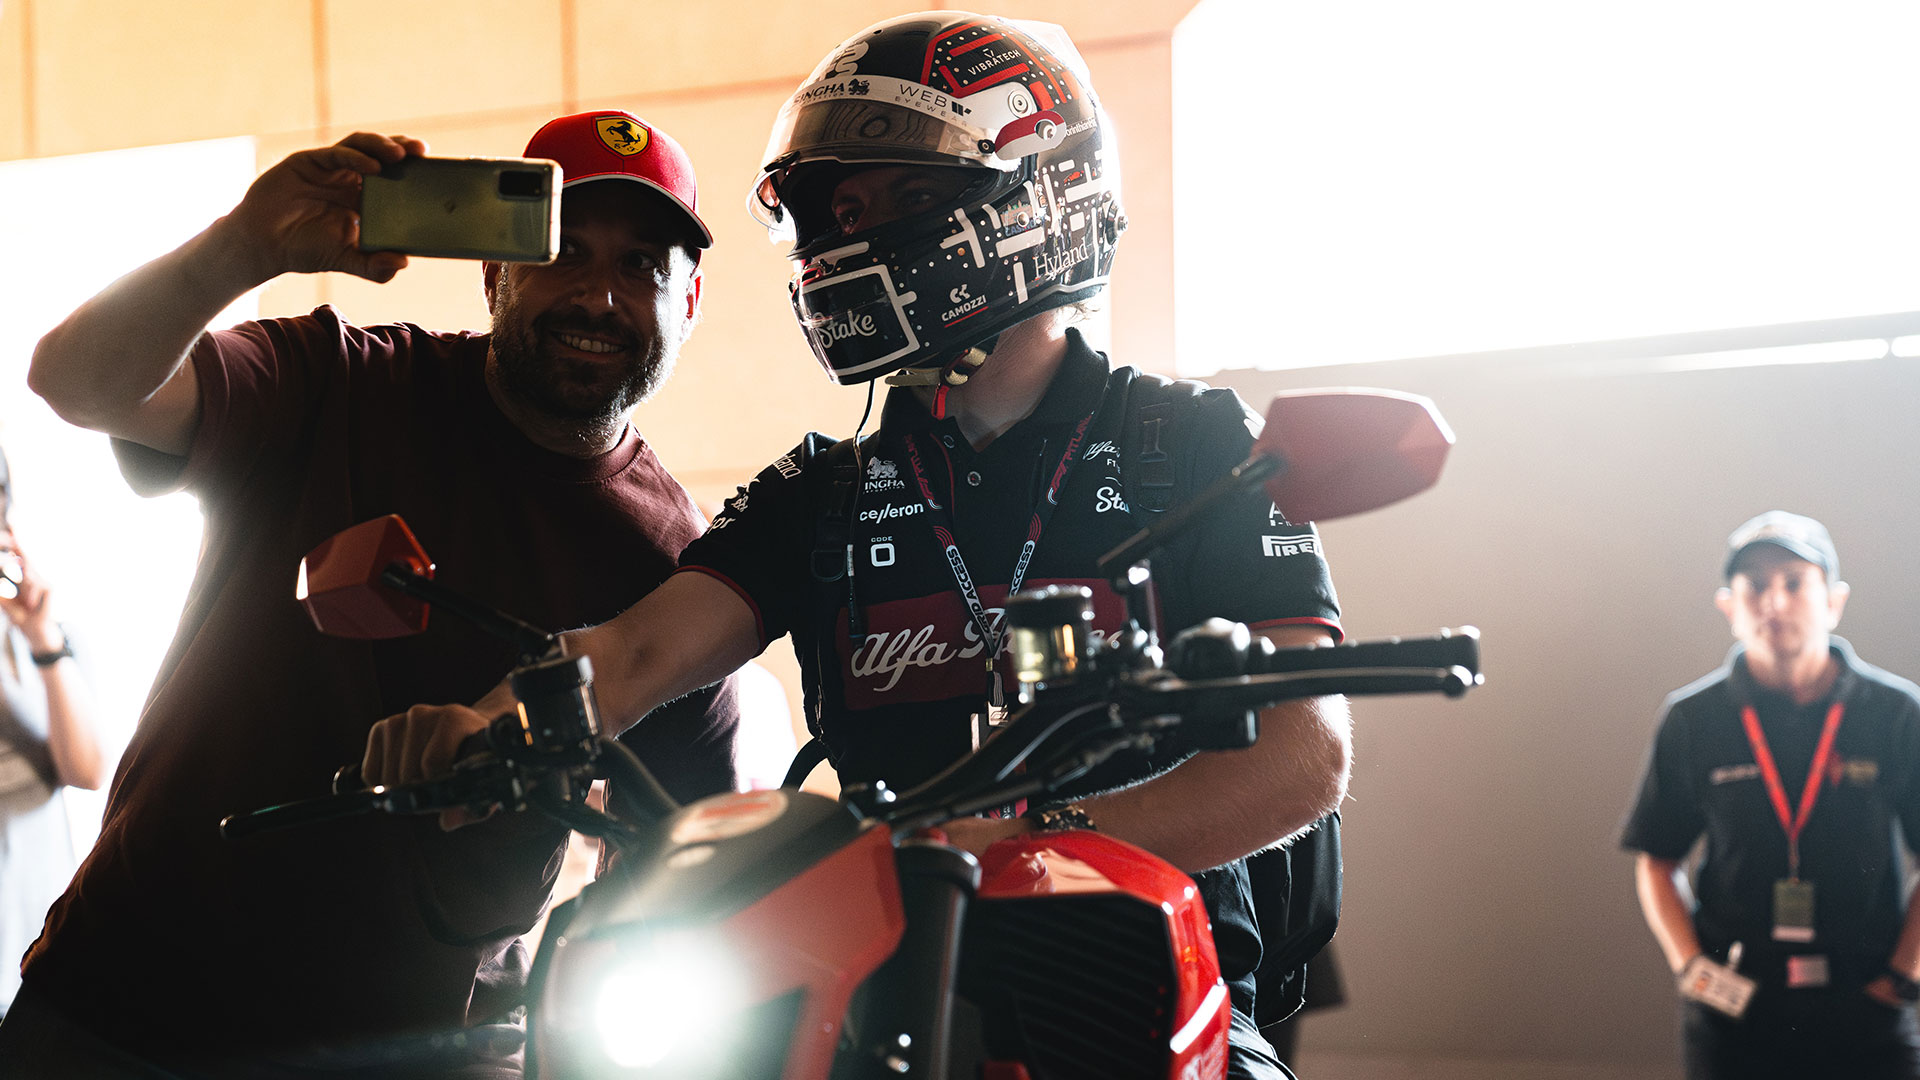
xmin=901 ymin=409 xmax=1098 ymax=705
xmin=1738 ymin=701 xmax=1845 ymax=880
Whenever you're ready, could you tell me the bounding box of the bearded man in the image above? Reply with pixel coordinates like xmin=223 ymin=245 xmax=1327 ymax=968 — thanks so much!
xmin=4 ymin=111 xmax=741 ymax=1078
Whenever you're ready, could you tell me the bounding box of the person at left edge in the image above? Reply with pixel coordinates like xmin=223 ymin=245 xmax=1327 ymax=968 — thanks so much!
xmin=0 ymin=443 xmax=106 ymax=1020
xmin=5 ymin=112 xmax=742 ymax=1077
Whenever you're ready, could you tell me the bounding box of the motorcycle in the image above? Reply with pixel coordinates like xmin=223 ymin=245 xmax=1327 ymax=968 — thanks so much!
xmin=225 ymin=388 xmax=1477 ymax=1080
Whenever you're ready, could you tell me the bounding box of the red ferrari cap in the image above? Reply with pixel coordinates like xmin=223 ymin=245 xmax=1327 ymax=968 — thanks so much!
xmin=525 ymin=110 xmax=712 ymax=248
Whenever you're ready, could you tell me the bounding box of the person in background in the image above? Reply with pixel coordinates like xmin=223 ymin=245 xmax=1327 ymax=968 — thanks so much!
xmin=1622 ymin=511 xmax=1920 ymax=1079
xmin=5 ymin=110 xmax=740 ymax=1077
xmin=0 ymin=443 xmax=105 ymax=1019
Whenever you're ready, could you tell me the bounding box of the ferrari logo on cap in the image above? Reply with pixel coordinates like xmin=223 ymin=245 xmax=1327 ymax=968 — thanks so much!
xmin=596 ymin=116 xmax=651 ymax=157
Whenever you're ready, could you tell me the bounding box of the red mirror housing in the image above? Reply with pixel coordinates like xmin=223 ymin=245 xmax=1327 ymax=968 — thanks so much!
xmin=1254 ymin=389 xmax=1454 ymax=523
xmin=295 ymin=515 xmax=435 ymax=639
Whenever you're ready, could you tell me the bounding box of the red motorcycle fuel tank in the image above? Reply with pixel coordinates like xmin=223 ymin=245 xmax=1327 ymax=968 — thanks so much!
xmin=966 ymin=830 xmax=1231 ymax=1080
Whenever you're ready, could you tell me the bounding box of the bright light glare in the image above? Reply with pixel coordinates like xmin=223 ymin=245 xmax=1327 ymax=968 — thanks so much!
xmin=1173 ymin=0 xmax=1920 ymax=373
xmin=0 ymin=138 xmax=256 ymax=861
xmin=595 ymin=934 xmax=745 ymax=1068
xmin=1647 ymin=338 xmax=1889 ymax=374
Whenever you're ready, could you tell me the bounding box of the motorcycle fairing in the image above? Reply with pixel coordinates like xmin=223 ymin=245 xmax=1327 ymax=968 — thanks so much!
xmin=964 ymin=830 xmax=1232 ymax=1079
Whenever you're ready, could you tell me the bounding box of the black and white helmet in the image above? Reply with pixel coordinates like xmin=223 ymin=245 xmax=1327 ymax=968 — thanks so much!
xmin=751 ymin=11 xmax=1126 ymax=385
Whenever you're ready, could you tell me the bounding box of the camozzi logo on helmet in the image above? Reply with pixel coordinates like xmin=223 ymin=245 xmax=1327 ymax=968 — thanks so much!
xmin=755 ymin=11 xmax=1126 ymax=386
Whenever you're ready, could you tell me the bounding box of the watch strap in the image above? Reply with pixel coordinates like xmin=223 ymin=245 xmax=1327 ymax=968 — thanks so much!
xmin=30 ymin=629 xmax=73 ymax=667
xmin=1028 ymin=804 xmax=1096 ymax=833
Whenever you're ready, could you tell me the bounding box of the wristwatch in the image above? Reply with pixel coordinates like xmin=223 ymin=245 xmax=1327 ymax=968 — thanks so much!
xmin=1028 ymin=804 xmax=1097 ymax=833
xmin=1887 ymin=969 xmax=1920 ymax=1003
xmin=30 ymin=629 xmax=74 ymax=667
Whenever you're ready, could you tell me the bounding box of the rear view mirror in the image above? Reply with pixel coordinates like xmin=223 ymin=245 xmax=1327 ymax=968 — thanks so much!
xmin=1254 ymin=388 xmax=1454 ymax=523
xmin=296 ymin=515 xmax=434 ymax=639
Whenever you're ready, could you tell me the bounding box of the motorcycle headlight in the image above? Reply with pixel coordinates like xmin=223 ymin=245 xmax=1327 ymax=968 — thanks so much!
xmin=592 ymin=932 xmax=747 ymax=1069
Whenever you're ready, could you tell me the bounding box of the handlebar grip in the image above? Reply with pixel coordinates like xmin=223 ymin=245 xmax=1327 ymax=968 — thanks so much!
xmin=1242 ymin=626 xmax=1480 ymax=679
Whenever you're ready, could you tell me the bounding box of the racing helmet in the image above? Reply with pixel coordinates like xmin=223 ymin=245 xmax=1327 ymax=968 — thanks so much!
xmin=751 ymin=11 xmax=1127 ymax=385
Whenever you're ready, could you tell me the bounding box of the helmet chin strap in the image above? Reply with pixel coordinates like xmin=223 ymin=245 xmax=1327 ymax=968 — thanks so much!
xmin=884 ymin=337 xmax=999 ymax=420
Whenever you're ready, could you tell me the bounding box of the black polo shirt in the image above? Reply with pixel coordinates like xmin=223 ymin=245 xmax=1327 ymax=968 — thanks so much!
xmin=678 ymin=330 xmax=1342 ymax=1016
xmin=681 ymin=331 xmax=1341 ymax=788
xmin=1620 ymin=637 xmax=1920 ymax=988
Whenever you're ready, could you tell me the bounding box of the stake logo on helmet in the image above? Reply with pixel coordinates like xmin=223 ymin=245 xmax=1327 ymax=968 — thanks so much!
xmin=751 ymin=11 xmax=1126 ymax=384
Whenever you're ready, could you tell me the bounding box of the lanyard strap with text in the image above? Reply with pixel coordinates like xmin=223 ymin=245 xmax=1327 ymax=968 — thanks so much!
xmin=1739 ymin=701 xmax=1845 ymax=880
xmin=902 ymin=411 xmax=1097 ymax=704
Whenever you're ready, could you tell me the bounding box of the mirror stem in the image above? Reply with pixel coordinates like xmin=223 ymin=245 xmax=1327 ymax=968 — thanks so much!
xmin=379 ymin=565 xmax=560 ymax=662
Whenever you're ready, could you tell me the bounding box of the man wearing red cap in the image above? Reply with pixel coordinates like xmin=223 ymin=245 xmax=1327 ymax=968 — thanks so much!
xmin=3 ymin=112 xmax=739 ymax=1077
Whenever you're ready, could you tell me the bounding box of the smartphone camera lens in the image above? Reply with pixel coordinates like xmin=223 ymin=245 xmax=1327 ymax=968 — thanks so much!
xmin=498 ymin=170 xmax=546 ymax=199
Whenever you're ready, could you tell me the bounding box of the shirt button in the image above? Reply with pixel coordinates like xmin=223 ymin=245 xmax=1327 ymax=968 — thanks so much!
xmin=942 ymin=435 xmax=957 ymax=449
xmin=967 ymin=471 xmax=982 ymax=487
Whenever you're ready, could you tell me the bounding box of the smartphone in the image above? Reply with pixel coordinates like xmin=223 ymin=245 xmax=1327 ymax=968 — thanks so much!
xmin=0 ymin=549 xmax=20 ymax=601
xmin=358 ymin=156 xmax=561 ymax=263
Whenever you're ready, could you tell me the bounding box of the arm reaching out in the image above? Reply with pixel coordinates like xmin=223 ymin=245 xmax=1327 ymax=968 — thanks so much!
xmin=363 ymin=571 xmax=763 ymax=789
xmin=29 ymin=132 xmax=426 ymax=455
xmin=0 ymin=528 xmax=104 ymax=790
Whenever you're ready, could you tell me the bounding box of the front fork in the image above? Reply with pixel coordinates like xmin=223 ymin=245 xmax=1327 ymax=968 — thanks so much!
xmin=835 ymin=838 xmax=980 ymax=1079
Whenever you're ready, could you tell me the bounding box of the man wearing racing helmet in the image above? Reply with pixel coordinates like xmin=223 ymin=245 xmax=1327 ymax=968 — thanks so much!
xmin=369 ymin=13 xmax=1350 ymax=1077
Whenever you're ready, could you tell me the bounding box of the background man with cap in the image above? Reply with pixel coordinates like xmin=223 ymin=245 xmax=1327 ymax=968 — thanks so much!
xmin=1622 ymin=511 xmax=1920 ymax=1079
xmin=2 ymin=113 xmax=739 ymax=1077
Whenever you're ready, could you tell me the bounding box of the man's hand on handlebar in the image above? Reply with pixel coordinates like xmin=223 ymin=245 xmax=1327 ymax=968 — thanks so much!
xmin=363 ymin=702 xmax=490 ymax=786
xmin=363 ymin=703 xmax=494 ymax=828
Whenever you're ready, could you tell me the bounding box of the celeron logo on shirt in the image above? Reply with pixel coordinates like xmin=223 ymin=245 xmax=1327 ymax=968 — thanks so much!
xmin=859 ymin=502 xmax=925 ymax=524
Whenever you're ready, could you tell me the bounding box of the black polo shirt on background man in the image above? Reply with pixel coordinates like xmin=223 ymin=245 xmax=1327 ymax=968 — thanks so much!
xmin=1623 ymin=637 xmax=1920 ymax=995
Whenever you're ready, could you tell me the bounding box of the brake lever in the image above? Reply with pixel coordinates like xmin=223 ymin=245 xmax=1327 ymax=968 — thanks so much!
xmin=221 ymin=740 xmax=523 ymax=841
xmin=328 ymin=726 xmax=497 ymax=794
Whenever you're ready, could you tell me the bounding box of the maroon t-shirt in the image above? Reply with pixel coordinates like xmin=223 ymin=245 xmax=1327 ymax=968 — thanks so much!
xmin=23 ymin=307 xmax=738 ymax=1064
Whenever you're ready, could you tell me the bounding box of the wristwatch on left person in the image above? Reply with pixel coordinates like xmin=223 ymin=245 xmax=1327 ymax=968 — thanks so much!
xmin=1027 ymin=804 xmax=1097 ymax=833
xmin=30 ymin=627 xmax=74 ymax=667
xmin=1887 ymin=969 xmax=1920 ymax=1004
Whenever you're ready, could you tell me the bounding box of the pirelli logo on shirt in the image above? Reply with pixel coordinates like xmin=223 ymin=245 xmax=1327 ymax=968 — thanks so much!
xmin=1262 ymin=533 xmax=1318 ymax=558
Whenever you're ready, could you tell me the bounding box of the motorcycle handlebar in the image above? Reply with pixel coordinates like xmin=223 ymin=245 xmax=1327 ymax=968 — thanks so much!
xmin=887 ymin=628 xmax=1482 ymax=830
xmin=1240 ymin=625 xmax=1479 ymax=680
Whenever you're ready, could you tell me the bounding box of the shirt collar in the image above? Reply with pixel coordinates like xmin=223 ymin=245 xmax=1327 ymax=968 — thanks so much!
xmin=877 ymin=327 xmax=1112 ymax=445
xmin=1726 ymin=636 xmax=1861 ymax=708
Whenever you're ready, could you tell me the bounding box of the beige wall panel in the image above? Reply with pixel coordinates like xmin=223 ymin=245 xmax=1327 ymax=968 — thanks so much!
xmin=325 ymin=0 xmax=564 ymax=130
xmin=33 ymin=2 xmax=317 ymax=158
xmin=572 ymin=0 xmax=1196 ymax=102
xmin=573 ymin=0 xmax=895 ymax=100
xmin=0 ymin=0 xmax=27 ymax=160
xmin=1081 ymin=34 xmax=1175 ymax=374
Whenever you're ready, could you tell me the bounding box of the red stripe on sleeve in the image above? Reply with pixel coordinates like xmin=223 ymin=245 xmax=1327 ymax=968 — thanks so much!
xmin=674 ymin=566 xmax=769 ymax=646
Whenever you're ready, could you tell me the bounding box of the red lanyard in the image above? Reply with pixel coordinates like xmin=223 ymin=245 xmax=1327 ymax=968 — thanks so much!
xmin=1738 ymin=701 xmax=1845 ymax=880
